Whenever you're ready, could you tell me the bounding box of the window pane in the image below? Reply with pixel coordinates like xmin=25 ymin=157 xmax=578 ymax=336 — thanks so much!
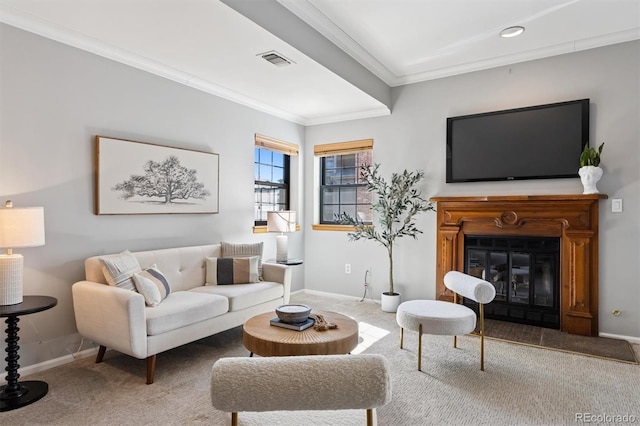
xmin=259 ymin=164 xmax=271 ymax=182
xmin=341 ymin=205 xmax=356 ymax=219
xmin=273 ymin=166 xmax=284 ymax=184
xmin=324 ymin=169 xmax=340 ymax=185
xmin=341 ymin=168 xmax=355 ymax=184
xmin=356 ymin=204 xmax=372 ymax=223
xmin=324 ymin=156 xmax=337 ymax=169
xmin=341 ymin=187 xmax=356 ymax=204
xmin=276 ymin=188 xmax=288 ymax=205
xmin=272 ymin=152 xmax=284 ymax=167
xmin=341 ymin=154 xmax=356 ymax=168
xmin=322 ymin=188 xmax=339 ymax=204
xmin=322 ymin=204 xmax=339 ymax=223
xmin=356 ymin=187 xmax=372 ymax=206
xmin=319 ymin=149 xmax=372 ymax=224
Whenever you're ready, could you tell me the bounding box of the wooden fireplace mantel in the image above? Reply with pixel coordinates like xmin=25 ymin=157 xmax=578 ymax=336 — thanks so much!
xmin=431 ymin=194 xmax=607 ymax=336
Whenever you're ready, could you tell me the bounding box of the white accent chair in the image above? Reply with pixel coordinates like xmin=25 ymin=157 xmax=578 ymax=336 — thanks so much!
xmin=396 ymin=271 xmax=496 ymax=371
xmin=211 ymin=354 xmax=392 ymax=426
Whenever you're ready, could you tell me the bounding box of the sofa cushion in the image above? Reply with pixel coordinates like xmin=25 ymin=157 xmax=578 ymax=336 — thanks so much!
xmin=132 ymin=264 xmax=171 ymax=307
xmin=145 ymin=291 xmax=229 ymax=336
xmin=221 ymin=241 xmax=263 ymax=278
xmin=190 ymin=281 xmax=283 ymax=312
xmin=99 ymin=250 xmax=141 ymax=291
xmin=206 ymin=257 xmax=259 ymax=285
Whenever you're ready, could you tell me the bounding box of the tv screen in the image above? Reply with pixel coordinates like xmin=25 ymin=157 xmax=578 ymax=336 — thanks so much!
xmin=446 ymin=99 xmax=589 ymax=183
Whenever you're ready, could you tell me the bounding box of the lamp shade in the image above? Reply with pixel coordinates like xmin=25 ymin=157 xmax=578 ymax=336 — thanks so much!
xmin=267 ymin=211 xmax=296 ymax=233
xmin=0 ymin=207 xmax=45 ymax=249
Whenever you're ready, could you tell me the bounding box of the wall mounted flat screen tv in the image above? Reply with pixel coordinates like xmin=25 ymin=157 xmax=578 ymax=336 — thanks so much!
xmin=446 ymin=99 xmax=589 ymax=183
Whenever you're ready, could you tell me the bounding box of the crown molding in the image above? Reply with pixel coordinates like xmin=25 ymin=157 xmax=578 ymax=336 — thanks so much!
xmin=277 ymin=1 xmax=640 ymax=88
xmin=394 ymin=28 xmax=640 ymax=86
xmin=0 ymin=5 xmax=308 ymax=125
xmin=304 ymin=106 xmax=390 ymax=126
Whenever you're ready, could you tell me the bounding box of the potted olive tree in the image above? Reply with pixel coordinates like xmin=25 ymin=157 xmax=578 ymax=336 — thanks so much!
xmin=337 ymin=164 xmax=435 ymax=312
xmin=579 ymin=142 xmax=604 ymax=194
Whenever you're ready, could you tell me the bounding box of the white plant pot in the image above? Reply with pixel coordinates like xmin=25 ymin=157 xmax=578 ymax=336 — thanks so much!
xmin=579 ymin=166 xmax=603 ymax=194
xmin=381 ymin=292 xmax=401 ymax=313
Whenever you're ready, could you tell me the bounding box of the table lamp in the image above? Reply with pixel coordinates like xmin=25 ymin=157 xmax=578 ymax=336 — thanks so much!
xmin=267 ymin=210 xmax=296 ymax=263
xmin=0 ymin=201 xmax=45 ymax=305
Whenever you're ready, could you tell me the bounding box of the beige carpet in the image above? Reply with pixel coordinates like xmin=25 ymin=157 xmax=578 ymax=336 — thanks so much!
xmin=1 ymin=291 xmax=639 ymax=425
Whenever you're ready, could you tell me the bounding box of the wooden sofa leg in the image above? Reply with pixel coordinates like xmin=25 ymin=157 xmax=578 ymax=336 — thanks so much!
xmin=231 ymin=412 xmax=238 ymax=426
xmin=146 ymin=355 xmax=156 ymax=384
xmin=366 ymin=408 xmax=373 ymax=426
xmin=96 ymin=345 xmax=107 ymax=363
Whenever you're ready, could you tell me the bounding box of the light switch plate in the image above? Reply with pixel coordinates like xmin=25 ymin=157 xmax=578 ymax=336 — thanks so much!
xmin=612 ymin=199 xmax=623 ymax=213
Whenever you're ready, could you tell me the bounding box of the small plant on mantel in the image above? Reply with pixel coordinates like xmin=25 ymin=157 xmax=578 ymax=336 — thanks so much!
xmin=337 ymin=164 xmax=435 ymax=311
xmin=580 ymin=142 xmax=604 ymax=167
xmin=579 ymin=142 xmax=605 ymax=194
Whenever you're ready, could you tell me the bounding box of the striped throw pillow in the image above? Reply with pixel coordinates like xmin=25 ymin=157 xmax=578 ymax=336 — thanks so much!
xmin=220 ymin=241 xmax=264 ymax=279
xmin=205 ymin=257 xmax=259 ymax=285
xmin=99 ymin=250 xmax=141 ymax=291
xmin=132 ymin=264 xmax=171 ymax=306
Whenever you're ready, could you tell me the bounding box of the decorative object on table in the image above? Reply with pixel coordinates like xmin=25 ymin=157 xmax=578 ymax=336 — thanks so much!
xmin=94 ymin=136 xmax=219 ymax=215
xmin=0 ymin=201 xmax=46 ymax=305
xmin=337 ymin=164 xmax=435 ymax=313
xmin=269 ymin=317 xmax=315 ymax=331
xmin=275 ymin=303 xmax=311 ymax=323
xmin=267 ymin=210 xmax=296 ymax=262
xmin=310 ymin=313 xmax=338 ymax=331
xmin=579 ymin=142 xmax=604 ymax=194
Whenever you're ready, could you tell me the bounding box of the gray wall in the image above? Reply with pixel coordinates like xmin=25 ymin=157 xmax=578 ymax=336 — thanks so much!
xmin=304 ymin=41 xmax=640 ymax=339
xmin=0 ymin=24 xmax=304 ymax=370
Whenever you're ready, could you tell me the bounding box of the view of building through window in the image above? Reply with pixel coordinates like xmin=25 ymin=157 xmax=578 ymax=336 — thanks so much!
xmin=320 ymin=150 xmax=372 ymax=224
xmin=254 ymin=147 xmax=289 ymax=225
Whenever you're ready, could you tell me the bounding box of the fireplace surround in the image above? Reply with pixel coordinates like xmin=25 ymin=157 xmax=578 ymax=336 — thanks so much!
xmin=431 ymin=194 xmax=607 ymax=336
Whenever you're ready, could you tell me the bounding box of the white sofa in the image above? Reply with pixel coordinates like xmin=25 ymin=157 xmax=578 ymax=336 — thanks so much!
xmin=72 ymin=244 xmax=291 ymax=384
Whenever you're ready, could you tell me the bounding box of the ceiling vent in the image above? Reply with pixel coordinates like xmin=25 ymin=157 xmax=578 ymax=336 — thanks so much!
xmin=258 ymin=50 xmax=295 ymax=67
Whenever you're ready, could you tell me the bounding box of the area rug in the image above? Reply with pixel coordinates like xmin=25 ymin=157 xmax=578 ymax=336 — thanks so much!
xmin=479 ymin=319 xmax=638 ymax=364
xmin=2 ymin=291 xmax=638 ymax=426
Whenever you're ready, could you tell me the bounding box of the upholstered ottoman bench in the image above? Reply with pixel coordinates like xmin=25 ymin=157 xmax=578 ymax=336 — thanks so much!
xmin=396 ymin=271 xmax=496 ymax=371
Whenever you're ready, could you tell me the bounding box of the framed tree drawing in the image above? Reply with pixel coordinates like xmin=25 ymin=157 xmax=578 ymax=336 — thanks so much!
xmin=95 ymin=136 xmax=219 ymax=215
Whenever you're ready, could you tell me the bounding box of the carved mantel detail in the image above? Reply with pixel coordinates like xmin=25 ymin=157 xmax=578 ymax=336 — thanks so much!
xmin=431 ymin=194 xmax=607 ymax=336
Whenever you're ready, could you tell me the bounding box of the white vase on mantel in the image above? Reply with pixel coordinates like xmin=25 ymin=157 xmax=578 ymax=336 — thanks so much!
xmin=579 ymin=166 xmax=603 ymax=194
xmin=381 ymin=292 xmax=401 ymax=313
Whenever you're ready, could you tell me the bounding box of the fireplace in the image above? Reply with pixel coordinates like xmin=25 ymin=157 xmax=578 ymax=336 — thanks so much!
xmin=431 ymin=194 xmax=607 ymax=336
xmin=464 ymin=235 xmax=560 ymax=329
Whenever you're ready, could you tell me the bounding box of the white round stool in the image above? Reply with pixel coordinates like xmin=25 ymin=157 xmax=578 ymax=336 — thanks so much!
xmin=396 ymin=299 xmax=477 ymax=371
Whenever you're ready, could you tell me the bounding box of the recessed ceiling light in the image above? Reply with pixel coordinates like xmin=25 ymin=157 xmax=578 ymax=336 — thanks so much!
xmin=500 ymin=26 xmax=525 ymax=38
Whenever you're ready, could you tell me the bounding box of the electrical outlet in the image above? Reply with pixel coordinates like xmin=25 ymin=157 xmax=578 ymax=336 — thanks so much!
xmin=612 ymin=199 xmax=623 ymax=213
xmin=345 ymin=264 xmax=351 ymax=274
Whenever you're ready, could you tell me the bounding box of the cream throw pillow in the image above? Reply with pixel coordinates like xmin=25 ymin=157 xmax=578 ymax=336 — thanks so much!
xmin=99 ymin=250 xmax=141 ymax=291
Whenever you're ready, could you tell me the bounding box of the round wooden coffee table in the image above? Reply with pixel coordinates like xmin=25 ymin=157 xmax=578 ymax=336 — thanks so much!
xmin=243 ymin=310 xmax=359 ymax=357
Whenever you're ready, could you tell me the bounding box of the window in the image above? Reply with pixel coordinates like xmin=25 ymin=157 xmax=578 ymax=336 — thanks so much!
xmin=254 ymin=134 xmax=298 ymax=227
xmin=315 ymin=139 xmax=373 ymax=226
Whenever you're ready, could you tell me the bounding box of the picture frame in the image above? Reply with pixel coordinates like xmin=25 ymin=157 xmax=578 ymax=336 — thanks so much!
xmin=94 ymin=136 xmax=219 ymax=215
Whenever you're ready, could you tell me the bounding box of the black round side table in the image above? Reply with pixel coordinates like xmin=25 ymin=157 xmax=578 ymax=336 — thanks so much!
xmin=0 ymin=295 xmax=57 ymax=411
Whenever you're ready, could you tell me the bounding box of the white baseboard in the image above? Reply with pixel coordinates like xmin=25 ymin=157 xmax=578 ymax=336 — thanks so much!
xmin=599 ymin=332 xmax=640 ymax=345
xmin=293 ymin=288 xmax=380 ymax=304
xmin=0 ymin=347 xmax=98 ymax=386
